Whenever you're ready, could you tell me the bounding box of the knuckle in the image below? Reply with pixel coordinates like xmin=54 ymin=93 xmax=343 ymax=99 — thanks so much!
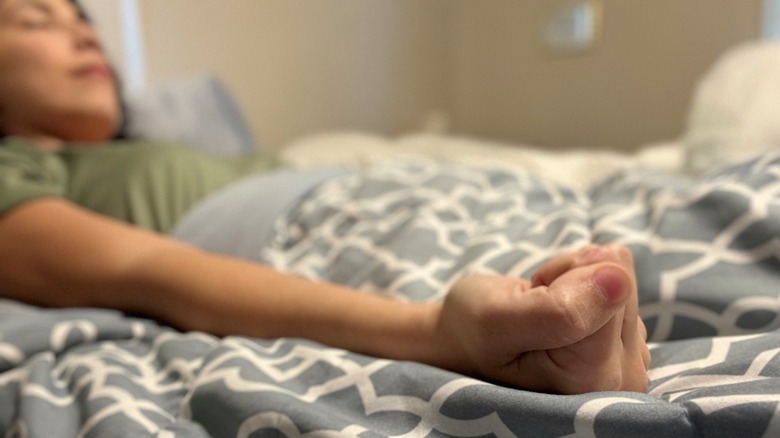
xmin=574 ymin=245 xmax=600 ymax=265
xmin=607 ymin=243 xmax=634 ymax=264
xmin=547 ymin=297 xmax=590 ymax=344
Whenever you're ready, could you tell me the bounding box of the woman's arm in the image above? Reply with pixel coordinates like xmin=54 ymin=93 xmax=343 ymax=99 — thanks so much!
xmin=0 ymin=199 xmax=649 ymax=393
xmin=0 ymin=198 xmax=441 ymax=363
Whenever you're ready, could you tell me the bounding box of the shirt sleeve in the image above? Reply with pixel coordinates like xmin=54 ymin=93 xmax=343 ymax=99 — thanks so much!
xmin=0 ymin=142 xmax=67 ymax=216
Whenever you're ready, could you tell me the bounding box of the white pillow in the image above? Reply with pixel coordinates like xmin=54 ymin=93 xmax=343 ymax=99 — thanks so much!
xmin=684 ymin=42 xmax=780 ymax=174
xmin=124 ymin=74 xmax=258 ymax=154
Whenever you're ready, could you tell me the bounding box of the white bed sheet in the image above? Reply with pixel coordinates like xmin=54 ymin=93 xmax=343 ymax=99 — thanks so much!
xmin=280 ymin=131 xmax=685 ymax=189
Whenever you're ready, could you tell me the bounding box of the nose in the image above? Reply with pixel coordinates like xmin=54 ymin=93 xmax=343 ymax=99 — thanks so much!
xmin=71 ymin=20 xmax=101 ymax=52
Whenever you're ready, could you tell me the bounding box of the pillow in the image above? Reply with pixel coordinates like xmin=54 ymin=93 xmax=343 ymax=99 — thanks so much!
xmin=123 ymin=74 xmax=259 ymax=154
xmin=683 ymin=42 xmax=780 ymax=174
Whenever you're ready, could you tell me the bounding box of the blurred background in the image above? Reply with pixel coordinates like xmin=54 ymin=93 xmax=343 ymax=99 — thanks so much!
xmin=81 ymin=0 xmax=774 ymax=151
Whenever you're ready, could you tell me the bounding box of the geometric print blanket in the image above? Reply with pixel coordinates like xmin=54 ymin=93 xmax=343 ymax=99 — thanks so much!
xmin=2 ymin=154 xmax=780 ymax=436
xmin=264 ymin=155 xmax=780 ymax=342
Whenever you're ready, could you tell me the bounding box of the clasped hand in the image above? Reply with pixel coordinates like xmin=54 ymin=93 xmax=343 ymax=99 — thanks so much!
xmin=434 ymin=244 xmax=650 ymax=394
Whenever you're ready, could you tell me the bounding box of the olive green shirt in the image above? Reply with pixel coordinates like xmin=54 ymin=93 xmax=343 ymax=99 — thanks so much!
xmin=0 ymin=138 xmax=282 ymax=233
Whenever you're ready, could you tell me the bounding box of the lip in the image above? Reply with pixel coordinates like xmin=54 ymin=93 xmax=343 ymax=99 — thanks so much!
xmin=73 ymin=64 xmax=114 ymax=80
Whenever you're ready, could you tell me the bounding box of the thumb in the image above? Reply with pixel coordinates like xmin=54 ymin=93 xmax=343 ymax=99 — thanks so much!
xmin=513 ymin=262 xmax=631 ymax=352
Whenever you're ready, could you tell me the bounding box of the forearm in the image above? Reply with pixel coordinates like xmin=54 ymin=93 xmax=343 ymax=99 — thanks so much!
xmin=121 ymin=245 xmax=451 ymax=365
xmin=0 ymin=199 xmax=454 ymax=367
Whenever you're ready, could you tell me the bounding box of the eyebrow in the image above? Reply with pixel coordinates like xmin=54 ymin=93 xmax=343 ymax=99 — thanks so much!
xmin=7 ymin=0 xmax=55 ymax=17
xmin=16 ymin=0 xmax=52 ymax=9
xmin=9 ymin=0 xmax=86 ymax=21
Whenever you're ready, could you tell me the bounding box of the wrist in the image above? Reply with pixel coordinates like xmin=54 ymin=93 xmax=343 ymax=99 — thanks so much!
xmin=366 ymin=300 xmax=440 ymax=363
xmin=399 ymin=301 xmax=476 ymax=376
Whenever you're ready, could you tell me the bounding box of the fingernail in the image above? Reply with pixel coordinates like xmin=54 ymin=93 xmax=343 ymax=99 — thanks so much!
xmin=593 ymin=267 xmax=626 ymax=305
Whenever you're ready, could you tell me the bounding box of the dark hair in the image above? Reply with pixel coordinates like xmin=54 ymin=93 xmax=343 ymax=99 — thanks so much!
xmin=70 ymin=0 xmax=89 ymax=22
xmin=0 ymin=0 xmax=129 ymax=141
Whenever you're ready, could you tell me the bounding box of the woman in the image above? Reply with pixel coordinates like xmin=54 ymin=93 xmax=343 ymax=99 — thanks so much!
xmin=0 ymin=0 xmax=650 ymax=394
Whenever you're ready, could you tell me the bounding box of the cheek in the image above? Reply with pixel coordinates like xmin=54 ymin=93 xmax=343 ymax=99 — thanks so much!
xmin=1 ymin=36 xmax=57 ymax=70
xmin=0 ymin=40 xmax=70 ymax=93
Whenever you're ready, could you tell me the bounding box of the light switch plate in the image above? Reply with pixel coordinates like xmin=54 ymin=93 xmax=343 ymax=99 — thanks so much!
xmin=542 ymin=0 xmax=603 ymax=54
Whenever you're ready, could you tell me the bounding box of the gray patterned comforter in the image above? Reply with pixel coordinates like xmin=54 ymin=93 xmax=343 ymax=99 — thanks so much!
xmin=3 ymin=153 xmax=780 ymax=437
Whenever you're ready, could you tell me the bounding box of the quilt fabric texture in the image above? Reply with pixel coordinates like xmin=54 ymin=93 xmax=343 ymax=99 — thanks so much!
xmin=2 ymin=154 xmax=780 ymax=437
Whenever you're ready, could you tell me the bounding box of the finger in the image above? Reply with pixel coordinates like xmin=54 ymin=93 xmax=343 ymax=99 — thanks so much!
xmin=618 ymin=283 xmax=651 ymax=381
xmin=642 ymin=335 xmax=652 ymax=370
xmin=605 ymin=244 xmax=635 ymax=276
xmin=505 ymin=310 xmax=626 ymax=394
xmin=614 ymin=264 xmax=651 ymax=387
xmin=546 ymin=307 xmax=625 ymax=371
xmin=531 ymin=246 xmax=593 ymax=287
xmin=604 ymin=246 xmax=651 ymax=378
xmin=513 ymin=252 xmax=650 ymax=393
xmin=638 ymin=317 xmax=648 ymax=342
xmin=612 ymin=245 xmax=643 ymax=365
xmin=514 ymin=262 xmax=632 ymax=352
xmin=531 ymin=245 xmax=633 ymax=288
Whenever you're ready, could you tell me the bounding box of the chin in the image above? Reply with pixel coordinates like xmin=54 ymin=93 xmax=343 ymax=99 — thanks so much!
xmin=59 ymin=98 xmax=122 ymax=142
xmin=61 ymin=89 xmax=122 ymax=141
xmin=59 ymin=113 xmax=121 ymax=143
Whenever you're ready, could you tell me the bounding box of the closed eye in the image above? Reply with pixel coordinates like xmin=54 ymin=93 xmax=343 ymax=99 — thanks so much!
xmin=14 ymin=1 xmax=54 ymax=27
xmin=12 ymin=0 xmax=83 ymax=30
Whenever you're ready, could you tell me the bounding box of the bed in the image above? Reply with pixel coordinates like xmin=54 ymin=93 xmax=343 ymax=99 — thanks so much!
xmin=2 ymin=41 xmax=780 ymax=437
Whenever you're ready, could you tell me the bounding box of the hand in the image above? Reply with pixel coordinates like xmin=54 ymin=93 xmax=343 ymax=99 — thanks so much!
xmin=435 ymin=245 xmax=650 ymax=394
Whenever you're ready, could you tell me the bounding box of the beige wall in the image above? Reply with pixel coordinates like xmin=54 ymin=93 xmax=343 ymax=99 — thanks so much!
xmin=137 ymin=0 xmax=763 ymax=150
xmin=451 ymin=0 xmax=763 ymax=149
xmin=139 ymin=0 xmax=452 ymax=149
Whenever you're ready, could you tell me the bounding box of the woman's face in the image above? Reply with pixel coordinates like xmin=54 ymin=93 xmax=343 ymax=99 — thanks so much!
xmin=0 ymin=0 xmax=119 ymax=146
